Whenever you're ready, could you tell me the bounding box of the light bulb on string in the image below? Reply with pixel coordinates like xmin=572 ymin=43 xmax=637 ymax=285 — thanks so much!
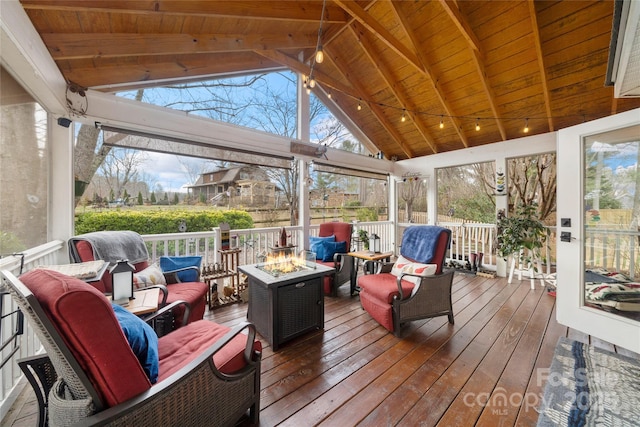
xmin=439 ymin=116 xmax=444 ymax=129
xmin=524 ymin=118 xmax=529 ymax=133
xmin=327 ymin=92 xmax=332 ymax=99
xmin=357 ymin=100 xmax=362 ymax=111
xmin=401 ymin=110 xmax=406 ymax=122
xmin=309 ymin=77 xmax=316 ymax=88
xmin=475 ymin=118 xmax=480 ymax=131
xmin=315 ymin=46 xmax=324 ymax=64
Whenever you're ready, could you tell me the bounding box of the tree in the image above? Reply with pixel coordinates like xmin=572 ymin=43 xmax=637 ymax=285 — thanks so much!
xmin=400 ymin=177 xmax=426 ymax=222
xmin=150 ymin=192 xmax=157 ymax=204
xmin=173 ymin=193 xmax=179 ymax=205
xmin=99 ymin=148 xmax=148 ymax=202
xmin=137 ymin=191 xmax=143 ymax=205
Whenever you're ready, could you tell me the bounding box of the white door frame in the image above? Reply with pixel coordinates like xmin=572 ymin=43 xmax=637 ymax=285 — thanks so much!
xmin=556 ymin=107 xmax=640 ymax=353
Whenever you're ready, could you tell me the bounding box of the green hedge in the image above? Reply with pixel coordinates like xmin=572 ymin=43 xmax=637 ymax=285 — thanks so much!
xmin=75 ymin=209 xmax=254 ymax=235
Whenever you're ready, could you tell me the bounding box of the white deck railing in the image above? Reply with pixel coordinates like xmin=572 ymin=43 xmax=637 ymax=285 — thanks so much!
xmin=1 ymin=219 xmax=566 ymax=421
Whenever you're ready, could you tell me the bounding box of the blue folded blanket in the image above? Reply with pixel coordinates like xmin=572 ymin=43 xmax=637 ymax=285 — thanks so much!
xmin=400 ymin=226 xmax=449 ymax=264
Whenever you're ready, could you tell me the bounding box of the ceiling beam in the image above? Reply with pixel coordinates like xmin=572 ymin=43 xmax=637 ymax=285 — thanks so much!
xmin=528 ymin=0 xmax=554 ymax=132
xmin=329 ymin=31 xmax=414 ymax=159
xmin=21 ymin=0 xmax=350 ymax=23
xmin=439 ymin=0 xmax=482 ymax=54
xmin=439 ymin=1 xmax=507 ymax=141
xmin=44 ymin=33 xmax=318 ymax=60
xmin=313 ymin=87 xmax=379 ymax=156
xmin=333 ymin=0 xmax=425 ymax=74
xmin=352 ymin=24 xmax=438 ymax=154
xmin=389 ymin=4 xmax=469 ymax=148
xmin=254 ymin=49 xmax=359 ymax=99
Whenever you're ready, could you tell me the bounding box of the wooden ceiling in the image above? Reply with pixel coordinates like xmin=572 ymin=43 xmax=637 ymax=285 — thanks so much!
xmin=20 ymin=0 xmax=640 ymax=160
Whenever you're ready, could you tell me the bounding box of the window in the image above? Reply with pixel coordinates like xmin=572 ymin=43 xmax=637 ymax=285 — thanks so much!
xmin=0 ymin=68 xmax=49 ymax=252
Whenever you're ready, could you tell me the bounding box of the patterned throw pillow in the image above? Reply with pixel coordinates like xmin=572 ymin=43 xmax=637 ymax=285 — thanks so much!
xmin=391 ymin=254 xmax=438 ymax=286
xmin=133 ymin=264 xmax=166 ymax=288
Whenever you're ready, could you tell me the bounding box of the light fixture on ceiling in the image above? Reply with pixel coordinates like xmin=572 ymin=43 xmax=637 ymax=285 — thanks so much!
xmin=315 ymin=0 xmax=327 ymax=65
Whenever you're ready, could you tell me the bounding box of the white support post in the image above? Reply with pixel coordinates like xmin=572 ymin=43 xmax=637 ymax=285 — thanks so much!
xmin=49 ymin=115 xmax=74 ymax=262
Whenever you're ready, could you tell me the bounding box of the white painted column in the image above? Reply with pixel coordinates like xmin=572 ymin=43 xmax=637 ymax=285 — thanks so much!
xmin=296 ymin=70 xmax=311 ymax=243
xmin=49 ymin=114 xmax=75 ymax=262
xmin=495 ymin=156 xmax=508 ymax=276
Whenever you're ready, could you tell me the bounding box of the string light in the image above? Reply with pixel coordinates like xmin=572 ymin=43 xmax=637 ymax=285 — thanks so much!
xmin=327 ymin=92 xmax=332 ymax=99
xmin=315 ymin=47 xmax=324 ymax=64
xmin=309 ymin=77 xmax=316 ymax=88
xmin=401 ymin=110 xmax=406 ymax=122
xmin=318 ymin=84 xmax=591 ymax=129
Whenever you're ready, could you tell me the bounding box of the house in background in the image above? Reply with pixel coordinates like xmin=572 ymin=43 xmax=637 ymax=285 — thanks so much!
xmin=187 ymin=166 xmax=276 ymax=208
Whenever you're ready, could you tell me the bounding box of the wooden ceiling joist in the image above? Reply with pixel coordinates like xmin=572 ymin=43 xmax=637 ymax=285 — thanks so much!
xmin=44 ymin=33 xmax=318 ymax=60
xmin=440 ymin=1 xmax=507 ymax=141
xmin=353 ymin=25 xmax=438 ymax=155
xmin=528 ymin=0 xmax=555 ymax=132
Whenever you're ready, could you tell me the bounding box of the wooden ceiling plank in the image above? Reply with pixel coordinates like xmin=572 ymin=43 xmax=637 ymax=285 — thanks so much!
xmin=439 ymin=0 xmax=482 ymax=54
xmin=21 ymin=0 xmax=350 ymax=23
xmin=390 ymin=2 xmax=468 ymax=148
xmin=528 ymin=0 xmax=554 ymax=132
xmin=43 ymin=33 xmax=317 ymax=60
xmin=439 ymin=1 xmax=506 ymax=141
xmin=351 ymin=23 xmax=438 ymax=154
xmin=333 ymin=0 xmax=424 ymax=74
xmin=329 ymin=30 xmax=414 ymax=158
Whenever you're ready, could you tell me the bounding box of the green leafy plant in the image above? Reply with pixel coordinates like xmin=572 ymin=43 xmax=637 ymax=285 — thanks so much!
xmin=497 ymin=203 xmax=548 ymax=268
xmin=358 ymin=229 xmax=370 ymax=250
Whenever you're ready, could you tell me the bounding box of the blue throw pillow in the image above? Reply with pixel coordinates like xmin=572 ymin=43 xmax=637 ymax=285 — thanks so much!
xmin=310 ymin=235 xmax=335 ymax=260
xmin=112 ymin=303 xmax=159 ymax=384
xmin=321 ymin=240 xmax=347 ymax=262
xmin=159 ymin=255 xmax=202 ymax=282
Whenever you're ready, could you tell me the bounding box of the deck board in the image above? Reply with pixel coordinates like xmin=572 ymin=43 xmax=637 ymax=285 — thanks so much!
xmin=7 ymin=273 xmax=639 ymax=427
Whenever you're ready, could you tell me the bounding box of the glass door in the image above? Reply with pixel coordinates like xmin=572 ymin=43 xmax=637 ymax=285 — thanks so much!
xmin=556 ymin=110 xmax=640 ymax=354
xmin=584 ymin=126 xmax=640 ymax=323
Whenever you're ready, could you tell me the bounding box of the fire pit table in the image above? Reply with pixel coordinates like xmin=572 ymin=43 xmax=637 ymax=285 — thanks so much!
xmin=239 ymin=260 xmax=334 ymax=351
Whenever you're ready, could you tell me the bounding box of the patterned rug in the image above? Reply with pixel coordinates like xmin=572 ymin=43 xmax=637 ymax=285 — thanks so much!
xmin=537 ymin=337 xmax=640 ymax=426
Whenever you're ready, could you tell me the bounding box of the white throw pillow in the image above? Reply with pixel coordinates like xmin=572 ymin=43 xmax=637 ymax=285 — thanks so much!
xmin=133 ymin=264 xmax=166 ymax=288
xmin=390 ymin=255 xmax=438 ymax=296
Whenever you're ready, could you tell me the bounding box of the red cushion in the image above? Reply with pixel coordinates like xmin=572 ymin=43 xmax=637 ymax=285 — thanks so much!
xmin=164 ymin=282 xmax=207 ymax=327
xmin=158 ymin=320 xmax=262 ymax=381
xmin=20 ymin=269 xmax=150 ymax=407
xmin=359 ymin=290 xmax=394 ymax=332
xmin=318 ymin=222 xmax=351 ymax=249
xmin=358 ymin=273 xmax=414 ymax=303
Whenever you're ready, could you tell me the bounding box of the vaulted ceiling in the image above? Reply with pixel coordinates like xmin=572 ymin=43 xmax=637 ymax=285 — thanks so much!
xmin=19 ymin=0 xmax=640 ymax=161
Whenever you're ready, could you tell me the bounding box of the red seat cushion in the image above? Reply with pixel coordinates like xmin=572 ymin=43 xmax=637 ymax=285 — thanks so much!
xmin=21 ymin=269 xmax=151 ymax=407
xmin=158 ymin=320 xmax=262 ymax=381
xmin=358 ymin=273 xmax=415 ymax=303
xmin=164 ymin=281 xmax=207 ymax=327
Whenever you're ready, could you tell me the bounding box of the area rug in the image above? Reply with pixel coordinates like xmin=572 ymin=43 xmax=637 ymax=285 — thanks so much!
xmin=537 ymin=337 xmax=640 ymax=426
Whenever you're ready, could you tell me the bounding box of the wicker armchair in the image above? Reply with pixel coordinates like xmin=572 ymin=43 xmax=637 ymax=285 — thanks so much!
xmin=358 ymin=226 xmax=453 ymax=336
xmin=68 ymin=231 xmax=208 ymax=330
xmin=2 ymin=269 xmax=261 ymax=427
xmin=314 ymin=222 xmax=354 ymax=296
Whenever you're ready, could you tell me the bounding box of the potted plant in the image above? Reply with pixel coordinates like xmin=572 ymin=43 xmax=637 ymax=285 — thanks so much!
xmin=497 ymin=203 xmax=549 ymax=270
xmin=358 ymin=229 xmax=370 ymax=250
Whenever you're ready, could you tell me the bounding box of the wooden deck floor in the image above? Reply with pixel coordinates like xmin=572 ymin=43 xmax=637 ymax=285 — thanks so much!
xmin=5 ymin=273 xmax=638 ymax=426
